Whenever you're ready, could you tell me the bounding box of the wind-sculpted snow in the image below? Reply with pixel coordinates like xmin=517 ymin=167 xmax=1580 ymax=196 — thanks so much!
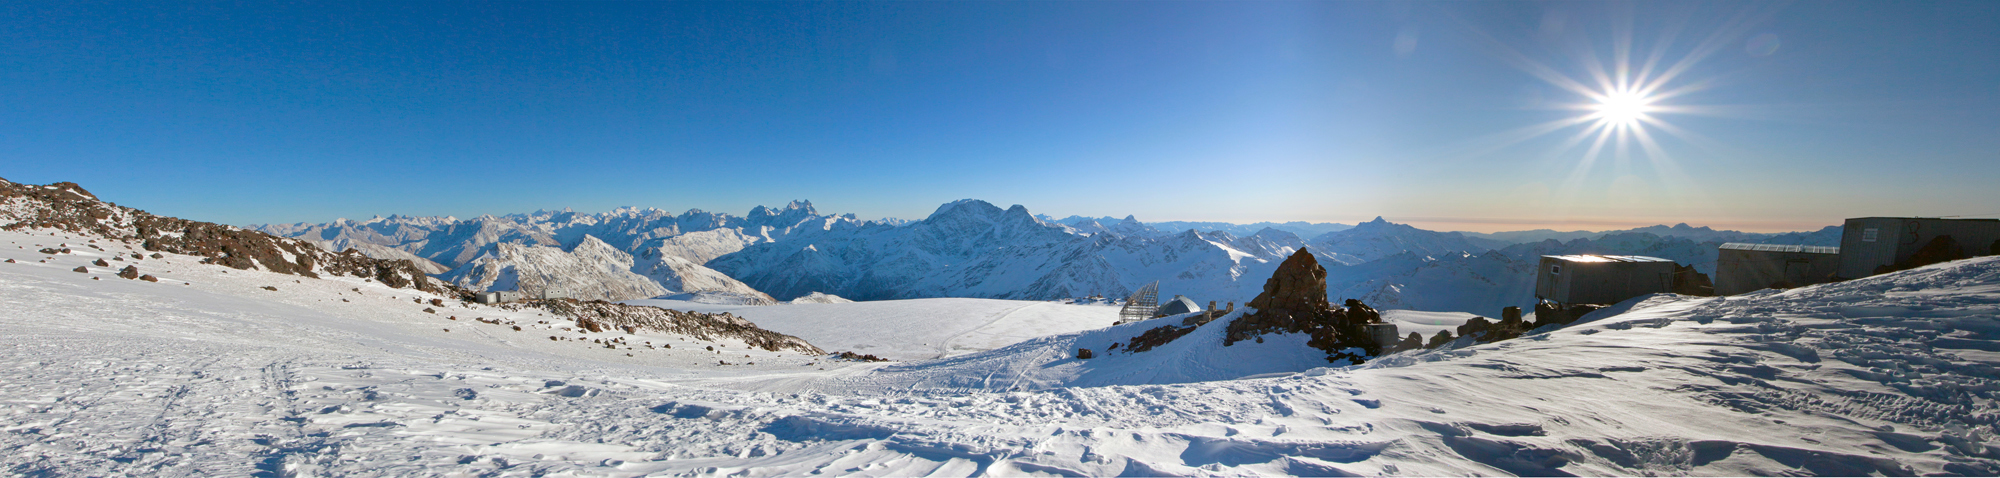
xmin=7 ymin=219 xmax=2000 ymax=475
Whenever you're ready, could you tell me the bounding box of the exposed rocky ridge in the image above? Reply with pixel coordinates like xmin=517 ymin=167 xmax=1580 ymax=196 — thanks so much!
xmin=545 ymin=300 xmax=822 ymax=354
xmin=0 ymin=177 xmax=448 ymax=293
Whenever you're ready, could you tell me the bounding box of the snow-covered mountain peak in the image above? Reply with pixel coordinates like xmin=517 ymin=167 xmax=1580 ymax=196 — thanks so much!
xmin=927 ymin=199 xmax=1004 ymax=222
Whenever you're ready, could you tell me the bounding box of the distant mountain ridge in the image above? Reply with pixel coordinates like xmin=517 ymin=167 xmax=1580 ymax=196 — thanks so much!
xmin=257 ymin=200 xmax=1839 ymax=315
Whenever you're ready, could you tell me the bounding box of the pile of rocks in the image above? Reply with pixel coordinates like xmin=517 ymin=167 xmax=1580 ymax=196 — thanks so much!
xmin=1223 ymin=248 xmax=1388 ymax=364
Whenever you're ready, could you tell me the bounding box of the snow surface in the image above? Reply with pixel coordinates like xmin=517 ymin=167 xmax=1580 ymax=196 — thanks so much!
xmin=621 ymin=298 xmax=1119 ymax=360
xmin=6 ymin=225 xmax=2000 ymax=476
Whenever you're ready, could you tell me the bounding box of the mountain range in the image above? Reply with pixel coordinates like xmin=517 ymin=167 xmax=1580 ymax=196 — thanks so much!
xmin=253 ymin=199 xmax=1841 ymax=316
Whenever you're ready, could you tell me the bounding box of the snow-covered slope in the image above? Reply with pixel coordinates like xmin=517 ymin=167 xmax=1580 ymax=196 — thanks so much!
xmin=621 ymin=297 xmax=1119 ymax=360
xmin=8 ymin=217 xmax=2000 ymax=475
xmin=631 ymin=248 xmax=775 ymax=302
xmin=788 ymin=292 xmax=853 ymax=304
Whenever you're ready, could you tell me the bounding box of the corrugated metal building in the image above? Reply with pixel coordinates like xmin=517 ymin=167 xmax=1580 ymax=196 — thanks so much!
xmin=1535 ymin=255 xmax=1678 ymax=306
xmin=1838 ymin=217 xmax=2000 ymax=279
xmin=1715 ymin=243 xmax=1841 ymax=295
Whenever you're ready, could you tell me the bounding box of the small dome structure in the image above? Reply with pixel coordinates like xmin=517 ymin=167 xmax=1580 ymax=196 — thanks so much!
xmin=1156 ymin=295 xmax=1203 ymax=317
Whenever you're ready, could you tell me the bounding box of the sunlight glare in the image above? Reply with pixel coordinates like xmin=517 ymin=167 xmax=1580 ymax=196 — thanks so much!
xmin=1594 ymin=90 xmax=1653 ymax=125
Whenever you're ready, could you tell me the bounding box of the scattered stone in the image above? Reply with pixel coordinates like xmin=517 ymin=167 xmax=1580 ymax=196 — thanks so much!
xmin=831 ymin=351 xmax=888 ymax=362
xmin=429 ymin=298 xmax=444 ymax=307
xmin=72 ymin=266 xmax=87 ymax=273
xmin=1075 ymin=348 xmax=1094 ymax=359
xmin=423 ymin=308 xmax=437 ymax=314
xmin=117 ymin=265 xmax=139 ymax=280
xmin=3 ymin=258 xmax=12 ymax=263
xmin=92 ymin=258 xmax=109 ymax=267
xmin=139 ymin=274 xmax=158 ymax=282
xmin=149 ymin=253 xmax=162 ymax=259
xmin=261 ymin=285 xmax=278 ymax=291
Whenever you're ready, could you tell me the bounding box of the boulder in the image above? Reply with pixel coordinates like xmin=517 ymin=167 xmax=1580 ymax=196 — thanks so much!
xmin=92 ymin=258 xmax=109 ymax=267
xmin=139 ymin=274 xmax=158 ymax=282
xmin=72 ymin=266 xmax=87 ymax=273
xmin=1426 ymin=330 xmax=1454 ymax=349
xmin=1076 ymin=348 xmax=1094 ymax=359
xmin=117 ymin=265 xmax=139 ymax=280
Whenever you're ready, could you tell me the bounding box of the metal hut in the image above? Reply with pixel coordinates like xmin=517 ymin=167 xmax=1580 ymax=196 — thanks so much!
xmin=1714 ymin=243 xmax=1841 ymax=295
xmin=1837 ymin=217 xmax=2000 ymax=279
xmin=1534 ymin=255 xmax=1678 ymax=306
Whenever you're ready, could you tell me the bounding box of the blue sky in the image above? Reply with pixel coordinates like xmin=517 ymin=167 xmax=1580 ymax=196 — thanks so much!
xmin=3 ymin=1 xmax=1995 ymax=232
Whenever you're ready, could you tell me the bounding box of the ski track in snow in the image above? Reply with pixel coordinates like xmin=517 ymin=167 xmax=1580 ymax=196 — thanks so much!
xmin=3 ymin=228 xmax=2000 ymax=476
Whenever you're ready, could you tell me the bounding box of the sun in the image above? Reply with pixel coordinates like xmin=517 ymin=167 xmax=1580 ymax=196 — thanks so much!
xmin=1593 ymin=89 xmax=1654 ymax=126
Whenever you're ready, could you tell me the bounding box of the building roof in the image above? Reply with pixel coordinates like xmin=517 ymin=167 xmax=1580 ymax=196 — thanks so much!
xmin=1544 ymin=254 xmax=1674 ymax=263
xmin=1719 ymin=243 xmax=1840 ymax=254
xmin=1157 ymin=295 xmax=1202 ymax=316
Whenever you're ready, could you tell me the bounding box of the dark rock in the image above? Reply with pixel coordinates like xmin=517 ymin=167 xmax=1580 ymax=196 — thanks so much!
xmin=3 ymin=258 xmax=12 ymax=263
xmin=72 ymin=266 xmax=87 ymax=273
xmin=1399 ymin=332 xmax=1424 ymax=352
xmin=1126 ymin=324 xmax=1198 ymax=353
xmin=832 ymin=351 xmax=887 ymax=362
xmin=117 ymin=265 xmax=139 ymax=280
xmin=261 ymin=286 xmax=277 ymax=291
xmin=1224 ymin=247 xmax=1379 ymax=364
xmin=1230 ymin=248 xmax=1338 ymax=339
xmin=139 ymin=274 xmax=158 ymax=282
xmin=130 ymin=253 xmax=143 ymax=260
xmin=429 ymin=298 xmax=444 ymax=307
xmin=423 ymin=308 xmax=436 ymax=314
xmin=1076 ymin=348 xmax=1094 ymax=359
xmin=149 ymin=253 xmax=162 ymax=259
xmin=38 ymin=247 xmax=59 ymax=255
xmin=1502 ymin=306 xmax=1522 ymax=323
xmin=1457 ymin=317 xmax=1492 ymax=338
xmin=1671 ymin=263 xmax=1714 ymax=296
xmin=1426 ymin=330 xmax=1454 ymax=349
xmin=92 ymin=258 xmax=109 ymax=267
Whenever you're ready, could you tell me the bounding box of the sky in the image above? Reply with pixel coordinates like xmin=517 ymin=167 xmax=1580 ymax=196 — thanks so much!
xmin=2 ymin=1 xmax=1995 ymax=233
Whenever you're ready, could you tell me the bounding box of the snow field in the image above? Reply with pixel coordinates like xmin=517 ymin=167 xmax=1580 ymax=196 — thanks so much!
xmin=4 ymin=226 xmax=2000 ymax=475
xmin=621 ymin=298 xmax=1119 ymax=360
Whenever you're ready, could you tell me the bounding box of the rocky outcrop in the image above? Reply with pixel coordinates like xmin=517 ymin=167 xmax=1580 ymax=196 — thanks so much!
xmin=1224 ymin=247 xmax=1386 ymax=364
xmin=545 ymin=300 xmax=821 ymax=354
xmin=1228 ymin=248 xmax=1340 ymax=339
xmin=0 ymin=177 xmax=449 ymax=294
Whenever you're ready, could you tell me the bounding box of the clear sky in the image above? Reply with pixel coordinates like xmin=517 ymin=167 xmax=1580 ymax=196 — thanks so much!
xmin=3 ymin=1 xmax=1995 ymax=233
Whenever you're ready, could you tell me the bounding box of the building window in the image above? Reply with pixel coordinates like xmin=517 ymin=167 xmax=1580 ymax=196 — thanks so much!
xmin=1551 ymin=265 xmax=1561 ymax=275
xmin=1862 ymin=228 xmax=1878 ymax=242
